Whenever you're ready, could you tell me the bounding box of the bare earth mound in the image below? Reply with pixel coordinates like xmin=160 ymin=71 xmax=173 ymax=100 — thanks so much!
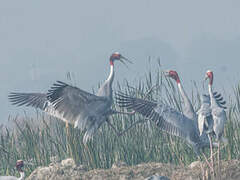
xmin=26 ymin=158 xmax=240 ymax=180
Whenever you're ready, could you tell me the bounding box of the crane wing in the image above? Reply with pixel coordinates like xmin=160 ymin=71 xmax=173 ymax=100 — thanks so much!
xmin=197 ymin=94 xmax=214 ymax=135
xmin=8 ymin=93 xmax=48 ymax=111
xmin=8 ymin=92 xmax=72 ymax=122
xmin=9 ymin=81 xmax=111 ymax=144
xmin=197 ymin=105 xmax=212 ymax=136
xmin=46 ymin=81 xmax=109 ymax=129
xmin=116 ymin=92 xmax=199 ymax=139
xmin=197 ymin=92 xmax=227 ymax=137
xmin=9 ymin=81 xmax=109 ymax=130
xmin=211 ymin=106 xmax=227 ymax=140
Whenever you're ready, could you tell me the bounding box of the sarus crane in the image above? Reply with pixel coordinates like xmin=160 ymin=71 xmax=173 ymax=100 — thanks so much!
xmin=198 ymin=70 xmax=227 ymax=170
xmin=9 ymin=52 xmax=134 ymax=144
xmin=115 ymin=70 xmax=226 ymax=158
xmin=0 ymin=160 xmax=24 ymax=180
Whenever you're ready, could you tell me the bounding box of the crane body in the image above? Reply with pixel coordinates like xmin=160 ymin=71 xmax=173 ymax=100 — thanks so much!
xmin=198 ymin=70 xmax=228 ymax=172
xmin=9 ymin=52 xmax=132 ymax=144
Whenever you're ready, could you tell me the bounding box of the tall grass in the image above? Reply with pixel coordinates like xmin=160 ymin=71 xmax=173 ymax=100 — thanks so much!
xmin=0 ymin=63 xmax=240 ymax=177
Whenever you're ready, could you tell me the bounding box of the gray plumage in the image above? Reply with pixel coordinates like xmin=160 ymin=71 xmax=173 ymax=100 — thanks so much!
xmin=9 ymin=82 xmax=113 ymax=144
xmin=209 ymin=91 xmax=227 ymax=141
xmin=197 ymin=94 xmax=213 ymax=136
xmin=8 ymin=52 xmax=132 ymax=144
xmin=8 ymin=92 xmax=67 ymax=123
xmin=211 ymin=106 xmax=227 ymax=141
xmin=204 ymin=70 xmax=227 ymax=142
xmin=47 ymin=81 xmax=114 ymax=143
xmin=197 ymin=92 xmax=226 ymax=137
xmin=116 ymin=93 xmax=205 ymax=155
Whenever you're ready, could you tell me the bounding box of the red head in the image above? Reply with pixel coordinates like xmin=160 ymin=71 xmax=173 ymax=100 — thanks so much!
xmin=205 ymin=70 xmax=213 ymax=85
xmin=165 ymin=70 xmax=180 ymax=83
xmin=110 ymin=52 xmax=121 ymax=65
xmin=16 ymin=160 xmax=24 ymax=172
xmin=109 ymin=52 xmax=132 ymax=66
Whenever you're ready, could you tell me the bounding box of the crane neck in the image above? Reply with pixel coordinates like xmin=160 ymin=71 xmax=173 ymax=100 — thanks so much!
xmin=208 ymin=84 xmax=213 ymax=98
xmin=208 ymin=83 xmax=217 ymax=107
xmin=176 ymin=78 xmax=180 ymax=84
xmin=106 ymin=61 xmax=114 ymax=82
xmin=209 ymin=76 xmax=213 ymax=85
xmin=177 ymin=82 xmax=196 ymax=120
xmin=107 ymin=64 xmax=114 ymax=83
xmin=178 ymin=83 xmax=192 ymax=106
xmin=18 ymin=172 xmax=25 ymax=180
xmin=96 ymin=63 xmax=114 ymax=97
xmin=172 ymin=74 xmax=180 ymax=84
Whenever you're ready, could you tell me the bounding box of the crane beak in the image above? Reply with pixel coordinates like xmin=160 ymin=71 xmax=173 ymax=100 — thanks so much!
xmin=120 ymin=55 xmax=133 ymax=64
xmin=119 ymin=55 xmax=133 ymax=68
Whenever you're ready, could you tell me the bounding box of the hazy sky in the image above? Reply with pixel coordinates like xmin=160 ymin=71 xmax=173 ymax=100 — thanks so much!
xmin=1 ymin=0 xmax=240 ymax=124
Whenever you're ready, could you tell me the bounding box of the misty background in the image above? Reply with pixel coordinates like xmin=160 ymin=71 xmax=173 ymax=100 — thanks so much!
xmin=1 ymin=1 xmax=240 ymax=124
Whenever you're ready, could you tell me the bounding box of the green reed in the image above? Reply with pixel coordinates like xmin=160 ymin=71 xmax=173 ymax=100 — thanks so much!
xmin=0 ymin=62 xmax=239 ymax=177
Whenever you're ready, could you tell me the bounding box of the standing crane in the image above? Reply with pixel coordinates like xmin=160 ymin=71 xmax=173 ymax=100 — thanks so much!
xmin=8 ymin=52 xmax=133 ymax=144
xmin=202 ymin=70 xmax=227 ymax=170
xmin=0 ymin=160 xmax=25 ymax=180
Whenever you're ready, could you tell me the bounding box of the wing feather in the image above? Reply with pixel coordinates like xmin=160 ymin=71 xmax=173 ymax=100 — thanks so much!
xmin=116 ymin=92 xmax=191 ymax=139
xmin=8 ymin=93 xmax=48 ymax=111
xmin=46 ymin=81 xmax=109 ymax=127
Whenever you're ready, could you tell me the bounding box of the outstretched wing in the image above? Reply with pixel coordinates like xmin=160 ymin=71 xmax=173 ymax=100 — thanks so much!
xmin=116 ymin=92 xmax=198 ymax=139
xmin=8 ymin=93 xmax=49 ymax=111
xmin=9 ymin=81 xmax=111 ymax=143
xmin=46 ymin=81 xmax=110 ymax=130
xmin=8 ymin=92 xmax=70 ymax=122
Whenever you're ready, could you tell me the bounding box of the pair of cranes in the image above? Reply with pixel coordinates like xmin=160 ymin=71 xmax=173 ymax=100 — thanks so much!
xmin=8 ymin=52 xmax=227 ymax=173
xmin=116 ymin=69 xmax=227 ymax=171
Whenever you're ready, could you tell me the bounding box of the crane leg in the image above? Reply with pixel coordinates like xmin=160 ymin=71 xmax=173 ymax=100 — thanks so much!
xmin=217 ymin=141 xmax=221 ymax=179
xmin=197 ymin=156 xmax=206 ymax=180
xmin=202 ymin=152 xmax=214 ymax=173
xmin=208 ymin=134 xmax=214 ymax=174
xmin=65 ymin=121 xmax=70 ymax=155
xmin=66 ymin=121 xmax=69 ymax=136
